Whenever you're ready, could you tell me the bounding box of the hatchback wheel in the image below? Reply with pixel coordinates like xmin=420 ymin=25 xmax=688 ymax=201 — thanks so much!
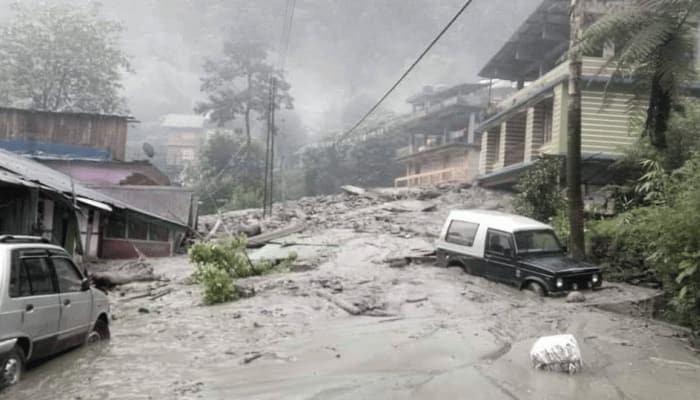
xmin=86 ymin=319 xmax=110 ymax=344
xmin=0 ymin=345 xmax=24 ymax=390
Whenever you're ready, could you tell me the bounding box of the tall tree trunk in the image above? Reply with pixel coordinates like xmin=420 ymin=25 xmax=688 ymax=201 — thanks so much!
xmin=245 ymin=70 xmax=253 ymax=148
xmin=567 ymin=0 xmax=585 ymax=259
xmin=646 ymin=71 xmax=671 ymax=149
xmin=244 ymin=105 xmax=251 ymax=148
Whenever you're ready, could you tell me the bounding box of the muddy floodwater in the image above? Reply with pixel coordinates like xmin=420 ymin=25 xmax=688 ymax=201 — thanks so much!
xmin=6 ymin=190 xmax=700 ymax=399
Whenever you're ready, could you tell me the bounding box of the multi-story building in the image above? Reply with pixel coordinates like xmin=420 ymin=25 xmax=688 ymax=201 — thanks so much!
xmin=394 ymin=83 xmax=512 ymax=187
xmin=475 ymin=0 xmax=654 ymax=189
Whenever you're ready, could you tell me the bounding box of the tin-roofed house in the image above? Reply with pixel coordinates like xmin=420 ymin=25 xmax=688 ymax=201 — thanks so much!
xmin=0 ymin=148 xmax=189 ymax=259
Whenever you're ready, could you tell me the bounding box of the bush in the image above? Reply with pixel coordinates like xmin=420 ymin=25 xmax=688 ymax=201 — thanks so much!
xmin=188 ymin=235 xmax=298 ymax=304
xmin=513 ymin=157 xmax=564 ymax=223
xmin=588 ymin=153 xmax=700 ymax=329
xmin=587 ymin=208 xmax=659 ymax=282
xmin=198 ymin=263 xmax=237 ymax=305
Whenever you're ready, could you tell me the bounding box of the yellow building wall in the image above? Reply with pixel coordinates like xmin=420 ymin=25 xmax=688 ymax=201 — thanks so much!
xmin=581 ymin=89 xmax=640 ymax=154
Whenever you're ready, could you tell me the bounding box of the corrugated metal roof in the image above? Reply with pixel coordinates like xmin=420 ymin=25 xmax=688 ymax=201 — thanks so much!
xmin=0 ymin=148 xmax=186 ymax=228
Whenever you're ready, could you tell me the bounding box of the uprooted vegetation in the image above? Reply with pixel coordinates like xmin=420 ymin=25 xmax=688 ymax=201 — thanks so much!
xmin=189 ymin=236 xmax=297 ymax=304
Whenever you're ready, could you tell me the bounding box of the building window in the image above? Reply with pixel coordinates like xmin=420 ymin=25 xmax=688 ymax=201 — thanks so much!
xmin=105 ymin=213 xmax=127 ymax=238
xmin=128 ymin=217 xmax=149 ymax=240
xmin=149 ymin=223 xmax=169 ymax=242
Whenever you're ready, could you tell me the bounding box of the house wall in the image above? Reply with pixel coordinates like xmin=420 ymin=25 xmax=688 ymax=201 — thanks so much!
xmin=100 ymin=238 xmax=171 ymax=259
xmin=0 ymin=108 xmax=128 ymax=160
xmin=581 ymin=89 xmax=639 ymax=154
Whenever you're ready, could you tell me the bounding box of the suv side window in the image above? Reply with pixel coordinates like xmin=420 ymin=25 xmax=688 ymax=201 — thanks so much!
xmin=485 ymin=230 xmax=514 ymax=257
xmin=446 ymin=220 xmax=479 ymax=247
xmin=18 ymin=256 xmax=57 ymax=296
xmin=52 ymin=257 xmax=83 ymax=293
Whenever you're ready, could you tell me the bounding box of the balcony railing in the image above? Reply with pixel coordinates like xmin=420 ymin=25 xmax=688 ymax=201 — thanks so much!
xmin=394 ymin=167 xmax=468 ymax=188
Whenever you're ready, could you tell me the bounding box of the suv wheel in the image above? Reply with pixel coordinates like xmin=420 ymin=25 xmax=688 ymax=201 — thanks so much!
xmin=86 ymin=319 xmax=110 ymax=344
xmin=525 ymin=282 xmax=546 ymax=297
xmin=0 ymin=345 xmax=25 ymax=390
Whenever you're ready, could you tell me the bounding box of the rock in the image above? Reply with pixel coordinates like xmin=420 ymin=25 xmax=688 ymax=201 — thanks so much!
xmin=416 ymin=189 xmax=441 ymax=200
xmin=234 ymin=283 xmax=256 ymax=298
xmin=138 ymin=307 xmax=150 ymax=314
xmin=421 ymin=204 xmax=437 ymax=212
xmin=530 ymin=334 xmax=583 ymax=374
xmin=387 ymin=258 xmax=410 ymax=268
xmin=340 ymin=185 xmax=366 ymax=196
xmin=290 ymin=263 xmax=315 ymax=272
xmin=232 ymin=312 xmax=242 ymax=319
xmin=566 ymin=291 xmax=586 ymax=303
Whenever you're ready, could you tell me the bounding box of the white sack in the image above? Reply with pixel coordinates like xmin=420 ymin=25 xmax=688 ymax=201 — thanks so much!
xmin=529 ymin=334 xmax=582 ymax=374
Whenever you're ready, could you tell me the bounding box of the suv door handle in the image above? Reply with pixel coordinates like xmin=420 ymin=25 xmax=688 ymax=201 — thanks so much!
xmin=63 ymin=299 xmax=71 ymax=306
xmin=25 ymin=304 xmax=34 ymax=312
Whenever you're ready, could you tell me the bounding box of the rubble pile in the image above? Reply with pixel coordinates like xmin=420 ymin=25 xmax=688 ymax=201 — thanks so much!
xmin=198 ymin=183 xmax=515 ymax=241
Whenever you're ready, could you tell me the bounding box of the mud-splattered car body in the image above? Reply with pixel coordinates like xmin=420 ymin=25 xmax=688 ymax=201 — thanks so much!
xmin=0 ymin=236 xmax=110 ymax=389
xmin=435 ymin=210 xmax=602 ymax=295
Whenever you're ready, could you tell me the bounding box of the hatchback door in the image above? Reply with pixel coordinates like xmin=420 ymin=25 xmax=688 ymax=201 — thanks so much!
xmin=8 ymin=250 xmax=61 ymax=359
xmin=482 ymin=229 xmax=518 ymax=284
xmin=51 ymin=256 xmax=92 ymax=349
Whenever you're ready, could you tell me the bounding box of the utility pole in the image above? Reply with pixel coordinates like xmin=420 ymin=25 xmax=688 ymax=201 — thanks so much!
xmin=262 ymin=77 xmax=277 ymax=217
xmin=567 ymin=0 xmax=585 ymax=259
xmin=269 ymin=77 xmax=277 ymax=215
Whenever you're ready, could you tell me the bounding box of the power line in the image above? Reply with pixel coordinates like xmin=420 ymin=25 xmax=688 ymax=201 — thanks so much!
xmin=335 ymin=0 xmax=476 ymax=144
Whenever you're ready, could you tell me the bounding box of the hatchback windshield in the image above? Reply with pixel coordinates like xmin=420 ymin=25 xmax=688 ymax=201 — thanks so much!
xmin=514 ymin=230 xmax=563 ymax=254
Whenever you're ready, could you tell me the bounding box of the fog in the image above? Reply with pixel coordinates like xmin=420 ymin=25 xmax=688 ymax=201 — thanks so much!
xmin=0 ymin=0 xmax=542 ymax=146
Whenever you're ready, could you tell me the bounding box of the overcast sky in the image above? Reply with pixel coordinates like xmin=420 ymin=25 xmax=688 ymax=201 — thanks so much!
xmin=0 ymin=0 xmax=542 ymax=135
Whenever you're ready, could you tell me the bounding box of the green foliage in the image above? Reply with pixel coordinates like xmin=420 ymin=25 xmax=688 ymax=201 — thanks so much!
xmin=183 ymin=131 xmax=266 ymax=214
xmin=198 ymin=264 xmax=238 ymax=305
xmin=513 ymin=157 xmax=564 ymax=223
xmin=301 ymin=129 xmax=407 ymax=196
xmin=579 ymin=0 xmax=699 ymax=149
xmin=588 ymin=208 xmax=659 ymax=282
xmin=0 ymin=2 xmax=131 ymax=113
xmin=188 ymin=236 xmax=297 ymax=305
xmin=589 ymin=153 xmax=700 ymax=329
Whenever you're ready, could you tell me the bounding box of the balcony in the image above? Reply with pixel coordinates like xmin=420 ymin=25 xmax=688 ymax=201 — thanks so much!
xmin=394 ymin=167 xmax=469 ymax=188
xmin=396 ymin=130 xmax=472 ymax=160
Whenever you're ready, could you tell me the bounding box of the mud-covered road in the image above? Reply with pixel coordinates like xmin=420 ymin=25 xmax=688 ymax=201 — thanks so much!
xmin=6 ymin=186 xmax=700 ymax=399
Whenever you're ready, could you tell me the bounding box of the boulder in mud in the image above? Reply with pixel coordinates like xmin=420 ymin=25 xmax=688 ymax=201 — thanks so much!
xmin=530 ymin=334 xmax=582 ymax=374
xmin=234 ymin=283 xmax=256 ymax=298
xmin=566 ymin=291 xmax=586 ymax=303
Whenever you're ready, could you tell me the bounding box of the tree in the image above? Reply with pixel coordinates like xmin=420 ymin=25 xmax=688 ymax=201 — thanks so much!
xmin=581 ymin=0 xmax=699 ymax=150
xmin=567 ymin=0 xmax=586 ymax=259
xmin=0 ymin=2 xmax=131 ymax=114
xmin=185 ymin=131 xmax=266 ymax=213
xmin=196 ymin=40 xmax=293 ymax=146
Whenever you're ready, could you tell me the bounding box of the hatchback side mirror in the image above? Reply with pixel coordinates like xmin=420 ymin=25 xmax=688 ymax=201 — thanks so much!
xmin=81 ymin=278 xmax=90 ymax=291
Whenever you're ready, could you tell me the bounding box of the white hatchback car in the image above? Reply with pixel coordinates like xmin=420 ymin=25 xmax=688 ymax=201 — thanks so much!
xmin=0 ymin=235 xmax=110 ymax=390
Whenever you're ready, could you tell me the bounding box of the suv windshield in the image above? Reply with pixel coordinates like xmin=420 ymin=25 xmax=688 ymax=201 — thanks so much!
xmin=514 ymin=230 xmax=563 ymax=255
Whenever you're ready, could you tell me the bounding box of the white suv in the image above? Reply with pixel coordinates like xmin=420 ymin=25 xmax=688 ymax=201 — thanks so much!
xmin=0 ymin=236 xmax=110 ymax=390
